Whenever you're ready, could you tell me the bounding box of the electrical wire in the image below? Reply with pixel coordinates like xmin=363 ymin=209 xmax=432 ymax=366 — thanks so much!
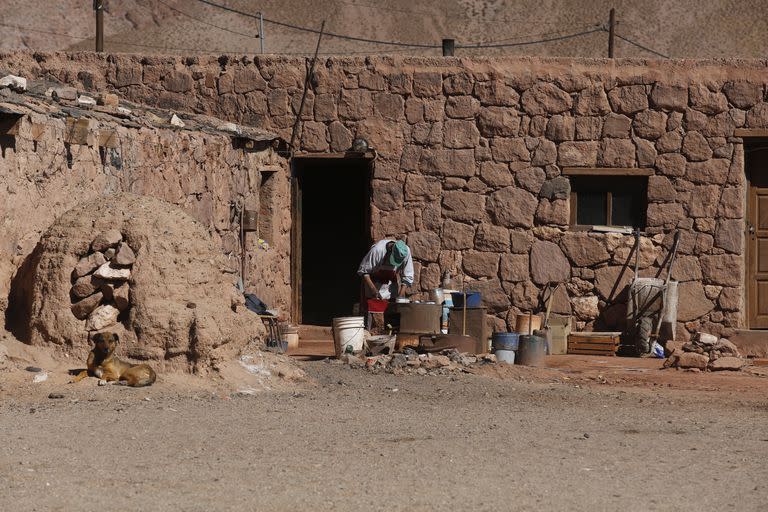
xmin=615 ymin=33 xmax=670 ymax=58
xmin=0 ymin=21 xmax=89 ymax=40
xmin=457 ymin=27 xmax=604 ymax=48
xmin=155 ymin=0 xmax=259 ymax=39
xmin=192 ymin=0 xmax=441 ymax=48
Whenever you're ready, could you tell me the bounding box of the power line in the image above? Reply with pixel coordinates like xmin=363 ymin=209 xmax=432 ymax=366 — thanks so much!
xmin=155 ymin=0 xmax=258 ymax=39
xmin=458 ymin=27 xmax=604 ymax=49
xmin=615 ymin=33 xmax=670 ymax=58
xmin=0 ymin=21 xmax=89 ymax=40
xmin=192 ymin=0 xmax=441 ymax=48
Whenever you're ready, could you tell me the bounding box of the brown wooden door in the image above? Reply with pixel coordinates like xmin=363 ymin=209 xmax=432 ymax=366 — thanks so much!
xmin=747 ymin=148 xmax=768 ymax=328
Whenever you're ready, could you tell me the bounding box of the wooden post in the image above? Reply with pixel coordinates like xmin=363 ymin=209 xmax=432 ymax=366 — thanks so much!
xmin=94 ymin=0 xmax=104 ymax=52
xmin=608 ymin=8 xmax=616 ymax=58
xmin=442 ymin=39 xmax=455 ymax=57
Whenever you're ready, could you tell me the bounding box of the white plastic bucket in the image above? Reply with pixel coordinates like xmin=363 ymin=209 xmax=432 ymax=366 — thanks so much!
xmin=333 ymin=316 xmax=365 ymax=353
xmin=495 ymin=349 xmax=516 ymax=364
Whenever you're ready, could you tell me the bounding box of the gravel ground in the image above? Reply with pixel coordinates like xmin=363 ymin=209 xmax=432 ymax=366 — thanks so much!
xmin=1 ymin=360 xmax=767 ymax=511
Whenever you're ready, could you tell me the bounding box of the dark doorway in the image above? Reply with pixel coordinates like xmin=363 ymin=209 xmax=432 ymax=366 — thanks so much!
xmin=293 ymin=157 xmax=372 ymax=326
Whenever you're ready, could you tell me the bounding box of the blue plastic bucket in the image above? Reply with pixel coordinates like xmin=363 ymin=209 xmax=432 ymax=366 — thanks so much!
xmin=492 ymin=332 xmax=520 ymax=351
xmin=451 ymin=291 xmax=481 ymax=308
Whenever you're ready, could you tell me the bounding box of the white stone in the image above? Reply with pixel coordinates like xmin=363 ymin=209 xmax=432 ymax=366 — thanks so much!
xmin=117 ymin=106 xmax=132 ymax=116
xmin=94 ymin=262 xmax=131 ymax=281
xmin=571 ymin=295 xmax=599 ymax=319
xmin=0 ymin=74 xmax=27 ymax=92
xmin=86 ymin=304 xmax=119 ymax=331
xmin=170 ymin=114 xmax=185 ymax=128
xmin=217 ymin=122 xmax=240 ymax=133
xmin=77 ymin=95 xmax=97 ymax=108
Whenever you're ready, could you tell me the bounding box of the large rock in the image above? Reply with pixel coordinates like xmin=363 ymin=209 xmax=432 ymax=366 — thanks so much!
xmin=709 ymin=356 xmax=744 ymax=371
xmin=560 ymin=233 xmax=609 ymax=266
xmin=91 ymin=229 xmax=123 ymax=252
xmin=19 ymin=194 xmax=262 ymax=372
xmin=650 ymin=84 xmax=688 ymax=111
xmin=71 ymin=292 xmax=104 ymax=320
xmin=487 ymin=187 xmax=537 ymax=228
xmin=594 ymin=265 xmax=634 ymax=300
xmin=722 ymin=81 xmax=762 ymax=109
xmin=681 ymin=132 xmax=713 ymax=161
xmin=676 ymin=352 xmax=709 ymax=370
xmin=442 ymin=220 xmax=475 ymax=250
xmin=114 ymin=243 xmax=136 ymax=266
xmin=558 ymin=141 xmax=598 ymax=167
xmin=94 ymin=263 xmax=131 ymax=281
xmin=521 ymin=83 xmax=572 ymax=115
xmin=700 ymin=254 xmax=742 ymax=286
xmin=475 ymin=224 xmax=510 ymax=252
xmin=530 ymin=240 xmax=570 ymax=285
xmin=571 ymin=295 xmax=599 ymax=320
xmin=74 ymin=252 xmax=107 ymax=278
xmin=677 ymin=281 xmax=714 ymax=321
xmin=407 ymin=231 xmax=441 ymax=263
xmin=632 ymin=110 xmax=667 ymax=140
xmin=608 ymin=85 xmax=648 ymax=114
xmin=86 ymin=304 xmax=119 ymax=331
xmin=71 ymin=274 xmax=105 ymax=299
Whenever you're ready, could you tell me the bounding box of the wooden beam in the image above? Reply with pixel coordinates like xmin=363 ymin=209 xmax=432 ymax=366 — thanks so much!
xmin=292 ymin=150 xmax=376 ymax=160
xmin=563 ymin=167 xmax=654 ymax=176
xmin=734 ymin=129 xmax=768 ymax=138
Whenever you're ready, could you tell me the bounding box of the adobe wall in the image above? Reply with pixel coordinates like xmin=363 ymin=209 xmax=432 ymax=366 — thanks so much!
xmin=3 ymin=52 xmax=767 ymax=337
xmin=0 ymin=103 xmax=291 ymax=321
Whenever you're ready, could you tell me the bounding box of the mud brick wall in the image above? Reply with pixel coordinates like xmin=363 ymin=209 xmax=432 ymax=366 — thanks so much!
xmin=0 ymin=104 xmax=291 ymax=318
xmin=3 ymin=52 xmax=768 ymax=337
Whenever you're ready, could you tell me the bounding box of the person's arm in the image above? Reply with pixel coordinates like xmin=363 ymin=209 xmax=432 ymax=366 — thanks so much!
xmin=362 ymin=273 xmax=381 ymax=299
xmin=358 ymin=243 xmax=384 ymax=298
xmin=398 ymin=250 xmax=415 ymax=297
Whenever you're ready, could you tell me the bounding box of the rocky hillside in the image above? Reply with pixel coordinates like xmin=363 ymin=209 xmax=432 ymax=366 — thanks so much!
xmin=1 ymin=0 xmax=766 ymax=58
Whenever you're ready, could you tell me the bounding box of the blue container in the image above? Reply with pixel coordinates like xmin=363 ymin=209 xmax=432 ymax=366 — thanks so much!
xmin=451 ymin=291 xmax=481 ymax=308
xmin=492 ymin=332 xmax=520 ymax=351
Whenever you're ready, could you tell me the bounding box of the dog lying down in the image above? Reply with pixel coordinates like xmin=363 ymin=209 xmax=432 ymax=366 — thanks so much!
xmin=72 ymin=331 xmax=156 ymax=387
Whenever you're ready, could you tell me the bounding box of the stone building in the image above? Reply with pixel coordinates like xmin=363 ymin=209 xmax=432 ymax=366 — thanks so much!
xmin=2 ymin=52 xmax=768 ymax=340
xmin=0 ymin=79 xmax=290 ymax=328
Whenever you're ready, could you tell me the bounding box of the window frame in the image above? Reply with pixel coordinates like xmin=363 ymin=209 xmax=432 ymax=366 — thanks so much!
xmin=564 ymin=168 xmax=651 ymax=230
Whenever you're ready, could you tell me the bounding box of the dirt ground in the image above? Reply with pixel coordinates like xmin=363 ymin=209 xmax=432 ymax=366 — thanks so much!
xmin=1 ymin=339 xmax=768 ymax=511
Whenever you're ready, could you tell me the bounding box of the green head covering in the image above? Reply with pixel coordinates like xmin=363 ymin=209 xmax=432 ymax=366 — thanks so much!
xmin=388 ymin=240 xmax=408 ymax=267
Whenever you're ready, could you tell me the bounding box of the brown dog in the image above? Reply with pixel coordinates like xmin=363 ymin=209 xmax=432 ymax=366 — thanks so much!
xmin=72 ymin=332 xmax=156 ymax=387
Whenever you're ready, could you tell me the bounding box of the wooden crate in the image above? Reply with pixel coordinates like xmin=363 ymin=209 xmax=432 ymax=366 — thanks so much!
xmin=567 ymin=332 xmax=621 ymax=356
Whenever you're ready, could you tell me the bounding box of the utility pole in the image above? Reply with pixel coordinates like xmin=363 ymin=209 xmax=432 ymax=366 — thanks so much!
xmin=442 ymin=39 xmax=455 ymax=57
xmin=257 ymin=12 xmax=264 ymax=54
xmin=94 ymin=0 xmax=104 ymax=52
xmin=608 ymin=8 xmax=616 ymax=58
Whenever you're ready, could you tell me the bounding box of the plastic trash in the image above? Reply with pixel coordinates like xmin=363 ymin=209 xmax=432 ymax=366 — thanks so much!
xmin=651 ymin=341 xmax=665 ymax=358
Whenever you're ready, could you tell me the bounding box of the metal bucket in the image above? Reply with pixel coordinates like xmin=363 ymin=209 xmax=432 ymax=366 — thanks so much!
xmin=517 ymin=334 xmax=546 ymax=367
xmin=492 ymin=332 xmax=520 ymax=351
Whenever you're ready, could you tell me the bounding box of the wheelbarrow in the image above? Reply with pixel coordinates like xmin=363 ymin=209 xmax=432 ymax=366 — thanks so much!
xmin=625 ymin=230 xmax=680 ymax=355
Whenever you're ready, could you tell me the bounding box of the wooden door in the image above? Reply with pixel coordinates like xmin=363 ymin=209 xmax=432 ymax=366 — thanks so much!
xmin=747 ymin=148 xmax=768 ymax=328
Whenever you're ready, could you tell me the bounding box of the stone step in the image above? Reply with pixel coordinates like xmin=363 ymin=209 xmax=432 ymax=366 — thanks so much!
xmin=285 ymin=339 xmax=336 ymax=358
xmin=730 ymin=330 xmax=768 ymax=358
xmin=298 ymin=324 xmax=333 ymax=341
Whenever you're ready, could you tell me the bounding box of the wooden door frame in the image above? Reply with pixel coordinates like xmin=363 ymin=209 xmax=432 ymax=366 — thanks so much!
xmin=290 ymin=153 xmax=375 ymax=324
xmin=743 ymin=136 xmax=768 ymax=328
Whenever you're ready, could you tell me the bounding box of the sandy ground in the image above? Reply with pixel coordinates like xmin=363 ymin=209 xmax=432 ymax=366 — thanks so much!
xmin=1 ymin=337 xmax=768 ymax=511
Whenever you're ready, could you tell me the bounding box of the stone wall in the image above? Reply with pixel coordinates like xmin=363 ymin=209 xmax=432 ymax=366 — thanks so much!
xmin=3 ymin=52 xmax=767 ymax=337
xmin=0 ymin=98 xmax=291 ymax=321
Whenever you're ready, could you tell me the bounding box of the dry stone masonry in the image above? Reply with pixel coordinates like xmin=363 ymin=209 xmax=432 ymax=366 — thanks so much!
xmin=1 ymin=53 xmax=767 ymax=337
xmin=70 ymin=230 xmax=135 ymax=336
xmin=16 ymin=193 xmax=263 ymax=373
xmin=663 ymin=332 xmax=745 ymax=371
